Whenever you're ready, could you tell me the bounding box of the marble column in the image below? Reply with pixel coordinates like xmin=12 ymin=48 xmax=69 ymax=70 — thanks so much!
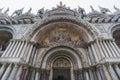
xmin=74 ymin=70 xmax=78 ymax=80
xmin=91 ymin=43 xmax=99 ymax=62
xmin=108 ymin=64 xmax=119 ymax=80
xmin=106 ymin=40 xmax=116 ymax=57
xmin=4 ymin=41 xmax=15 ymax=57
xmin=102 ymin=41 xmax=113 ymax=57
xmin=88 ymin=68 xmax=94 ymax=80
xmin=97 ymin=65 xmax=106 ymax=80
xmin=92 ymin=68 xmax=98 ymax=80
xmin=15 ymin=66 xmax=23 ymax=80
xmin=31 ymin=69 xmax=36 ymax=80
xmin=109 ymin=40 xmax=120 ymax=56
xmin=96 ymin=40 xmax=105 ymax=58
xmin=114 ymin=64 xmax=120 ymax=79
xmin=26 ymin=43 xmax=34 ymax=63
xmin=9 ymin=40 xmax=18 ymax=57
xmin=8 ymin=64 xmax=19 ymax=80
xmin=19 ymin=41 xmax=28 ymax=58
xmin=0 ymin=63 xmax=7 ymax=78
xmin=11 ymin=40 xmax=21 ymax=57
xmin=1 ymin=64 xmax=12 ymax=80
xmin=99 ymin=40 xmax=109 ymax=57
xmin=35 ymin=70 xmax=40 ymax=80
xmin=78 ymin=70 xmax=83 ymax=80
xmin=1 ymin=41 xmax=12 ymax=57
xmin=103 ymin=65 xmax=112 ymax=80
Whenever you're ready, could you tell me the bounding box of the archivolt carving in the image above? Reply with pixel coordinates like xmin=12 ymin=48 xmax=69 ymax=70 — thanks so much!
xmin=53 ymin=57 xmax=71 ymax=68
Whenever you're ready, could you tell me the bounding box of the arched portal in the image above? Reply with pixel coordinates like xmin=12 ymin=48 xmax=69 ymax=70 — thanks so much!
xmin=39 ymin=46 xmax=86 ymax=80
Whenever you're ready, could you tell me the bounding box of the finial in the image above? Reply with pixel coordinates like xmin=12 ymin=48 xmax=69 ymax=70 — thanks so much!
xmin=57 ymin=1 xmax=66 ymax=9
xmin=27 ymin=7 xmax=32 ymax=14
xmin=4 ymin=8 xmax=9 ymax=14
xmin=0 ymin=8 xmax=4 ymax=12
xmin=99 ymin=6 xmax=111 ymax=14
xmin=114 ymin=5 xmax=120 ymax=11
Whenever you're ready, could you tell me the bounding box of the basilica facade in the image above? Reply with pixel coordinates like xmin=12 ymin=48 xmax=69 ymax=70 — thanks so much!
xmin=0 ymin=2 xmax=120 ymax=80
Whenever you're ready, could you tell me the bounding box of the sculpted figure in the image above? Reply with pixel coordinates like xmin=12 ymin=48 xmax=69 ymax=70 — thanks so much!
xmin=11 ymin=8 xmax=24 ymax=16
xmin=114 ymin=5 xmax=120 ymax=11
xmin=26 ymin=8 xmax=32 ymax=14
xmin=0 ymin=8 xmax=3 ymax=13
xmin=37 ymin=8 xmax=44 ymax=18
xmin=4 ymin=8 xmax=9 ymax=14
xmin=90 ymin=5 xmax=99 ymax=14
xmin=99 ymin=6 xmax=111 ymax=14
xmin=78 ymin=6 xmax=86 ymax=18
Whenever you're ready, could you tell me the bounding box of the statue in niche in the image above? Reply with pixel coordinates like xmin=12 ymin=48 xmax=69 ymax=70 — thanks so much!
xmin=58 ymin=33 xmax=65 ymax=41
xmin=50 ymin=36 xmax=57 ymax=42
xmin=65 ymin=34 xmax=71 ymax=41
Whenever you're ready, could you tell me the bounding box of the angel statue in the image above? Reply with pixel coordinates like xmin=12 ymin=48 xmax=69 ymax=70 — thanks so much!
xmin=11 ymin=8 xmax=24 ymax=17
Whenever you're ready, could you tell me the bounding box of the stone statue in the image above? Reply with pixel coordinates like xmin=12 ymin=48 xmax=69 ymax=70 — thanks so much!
xmin=0 ymin=8 xmax=3 ymax=13
xmin=114 ymin=5 xmax=120 ymax=11
xmin=11 ymin=8 xmax=24 ymax=16
xmin=26 ymin=8 xmax=32 ymax=14
xmin=78 ymin=6 xmax=86 ymax=18
xmin=99 ymin=6 xmax=111 ymax=14
xmin=37 ymin=8 xmax=44 ymax=18
xmin=4 ymin=8 xmax=9 ymax=14
xmin=90 ymin=5 xmax=99 ymax=14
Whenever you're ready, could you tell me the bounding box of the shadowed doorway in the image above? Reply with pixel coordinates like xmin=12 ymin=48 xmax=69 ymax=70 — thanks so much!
xmin=53 ymin=68 xmax=71 ymax=80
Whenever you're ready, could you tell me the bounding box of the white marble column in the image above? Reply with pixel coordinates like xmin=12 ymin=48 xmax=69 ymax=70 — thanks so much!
xmin=85 ymin=70 xmax=90 ymax=80
xmin=8 ymin=64 xmax=19 ymax=80
xmin=91 ymin=43 xmax=99 ymax=62
xmin=99 ymin=40 xmax=109 ymax=57
xmin=15 ymin=66 xmax=23 ymax=80
xmin=20 ymin=41 xmax=28 ymax=58
xmin=1 ymin=41 xmax=12 ymax=57
xmin=12 ymin=41 xmax=21 ymax=57
xmin=1 ymin=64 xmax=12 ymax=80
xmin=103 ymin=65 xmax=112 ymax=80
xmin=26 ymin=43 xmax=34 ymax=63
xmin=112 ymin=41 xmax=120 ymax=55
xmin=114 ymin=65 xmax=120 ymax=78
xmin=4 ymin=41 xmax=15 ymax=57
xmin=0 ymin=63 xmax=7 ymax=78
xmin=103 ymin=41 xmax=113 ymax=57
xmin=35 ymin=71 xmax=40 ymax=80
xmin=108 ymin=65 xmax=119 ymax=80
xmin=9 ymin=40 xmax=18 ymax=57
xmin=96 ymin=40 xmax=105 ymax=58
xmin=16 ymin=41 xmax=25 ymax=57
xmin=88 ymin=46 xmax=94 ymax=64
xmin=105 ymin=41 xmax=115 ymax=57
xmin=88 ymin=69 xmax=94 ymax=80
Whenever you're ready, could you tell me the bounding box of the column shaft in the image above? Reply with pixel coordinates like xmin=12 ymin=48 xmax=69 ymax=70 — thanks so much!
xmin=9 ymin=41 xmax=18 ymax=57
xmin=0 ymin=64 xmax=7 ymax=78
xmin=35 ymin=71 xmax=40 ymax=80
xmin=15 ymin=66 xmax=23 ymax=80
xmin=108 ymin=65 xmax=119 ymax=80
xmin=99 ymin=41 xmax=109 ymax=57
xmin=12 ymin=41 xmax=20 ymax=57
xmin=1 ymin=64 xmax=12 ymax=80
xmin=8 ymin=64 xmax=19 ymax=80
xmin=1 ymin=41 xmax=12 ymax=57
xmin=16 ymin=41 xmax=25 ymax=57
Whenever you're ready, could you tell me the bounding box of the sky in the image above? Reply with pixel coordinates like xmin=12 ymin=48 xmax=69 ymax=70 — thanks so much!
xmin=0 ymin=0 xmax=120 ymax=15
